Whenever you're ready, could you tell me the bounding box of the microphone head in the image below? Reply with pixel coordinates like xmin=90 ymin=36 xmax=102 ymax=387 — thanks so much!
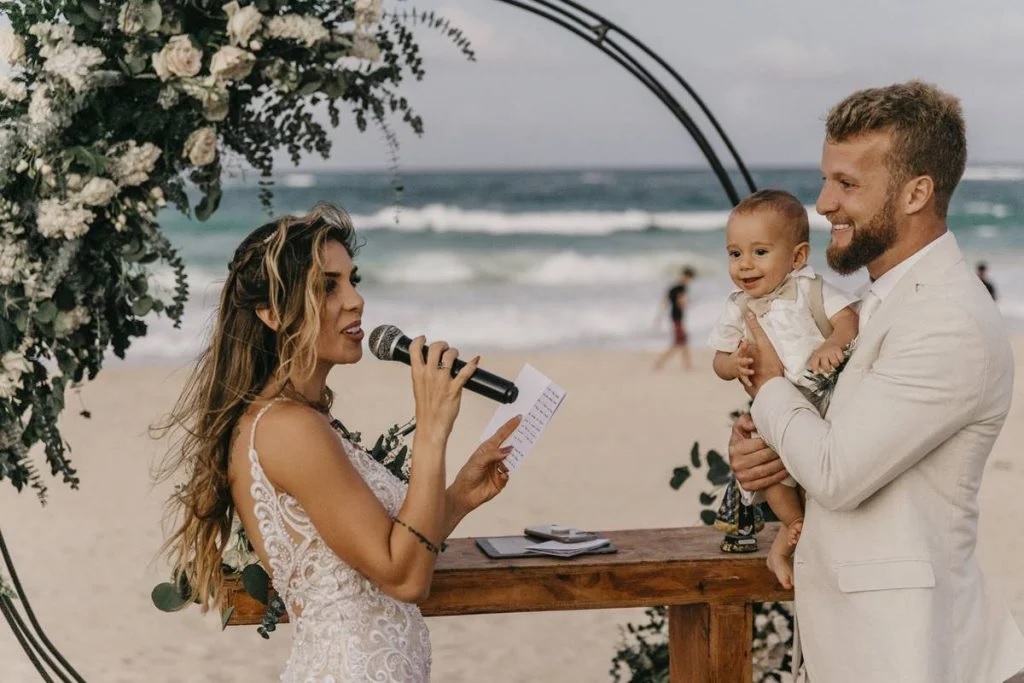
xmin=369 ymin=324 xmax=404 ymax=361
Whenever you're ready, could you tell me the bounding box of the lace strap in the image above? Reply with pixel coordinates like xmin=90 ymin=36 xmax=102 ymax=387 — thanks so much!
xmin=249 ymin=398 xmax=284 ymax=454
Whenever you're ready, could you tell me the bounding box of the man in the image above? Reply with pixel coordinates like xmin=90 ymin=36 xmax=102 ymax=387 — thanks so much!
xmin=729 ymin=81 xmax=1024 ymax=682
xmin=652 ymin=266 xmax=695 ymax=370
xmin=977 ymin=261 xmax=997 ymax=300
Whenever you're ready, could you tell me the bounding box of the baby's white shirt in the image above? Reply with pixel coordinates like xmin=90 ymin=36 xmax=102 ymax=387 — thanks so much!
xmin=707 ymin=266 xmax=858 ymax=390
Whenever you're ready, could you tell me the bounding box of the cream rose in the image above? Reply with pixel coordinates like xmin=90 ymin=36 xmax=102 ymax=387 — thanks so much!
xmin=350 ymin=33 xmax=381 ymax=62
xmin=75 ymin=177 xmax=119 ymax=206
xmin=354 ymin=0 xmax=382 ymax=28
xmin=224 ymin=1 xmax=263 ymax=47
xmin=183 ymin=126 xmax=218 ymax=166
xmin=210 ymin=46 xmax=255 ymax=82
xmin=0 ymin=27 xmax=26 ymax=66
xmin=156 ymin=35 xmax=202 ymax=80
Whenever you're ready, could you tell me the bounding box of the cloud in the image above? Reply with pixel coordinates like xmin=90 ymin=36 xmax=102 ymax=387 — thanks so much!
xmin=716 ymin=37 xmax=847 ymax=81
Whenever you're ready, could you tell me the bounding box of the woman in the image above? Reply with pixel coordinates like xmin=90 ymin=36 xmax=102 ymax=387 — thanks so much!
xmin=156 ymin=202 xmax=519 ymax=681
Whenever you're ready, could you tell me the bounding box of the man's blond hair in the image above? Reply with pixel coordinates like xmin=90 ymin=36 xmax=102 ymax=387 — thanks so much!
xmin=825 ymin=80 xmax=966 ymax=217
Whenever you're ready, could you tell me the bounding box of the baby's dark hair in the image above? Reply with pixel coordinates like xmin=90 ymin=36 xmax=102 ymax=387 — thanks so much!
xmin=731 ymin=189 xmax=810 ymax=244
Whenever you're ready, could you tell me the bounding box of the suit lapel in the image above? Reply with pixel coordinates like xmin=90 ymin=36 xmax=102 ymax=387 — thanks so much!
xmin=825 ymin=234 xmax=965 ymax=417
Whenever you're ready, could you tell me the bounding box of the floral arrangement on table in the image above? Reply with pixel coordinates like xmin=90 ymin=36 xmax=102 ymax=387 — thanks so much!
xmin=0 ymin=0 xmax=472 ymax=506
xmin=609 ymin=422 xmax=796 ymax=683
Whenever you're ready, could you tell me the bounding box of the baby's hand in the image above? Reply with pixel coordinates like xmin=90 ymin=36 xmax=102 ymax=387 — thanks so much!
xmin=808 ymin=341 xmax=845 ymax=374
xmin=730 ymin=343 xmax=755 ymax=387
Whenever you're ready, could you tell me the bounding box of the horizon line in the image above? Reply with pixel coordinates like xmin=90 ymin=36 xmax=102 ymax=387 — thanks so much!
xmin=270 ymin=160 xmax=1024 ymax=175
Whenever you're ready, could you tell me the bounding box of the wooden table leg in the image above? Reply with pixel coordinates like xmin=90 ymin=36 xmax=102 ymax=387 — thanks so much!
xmin=668 ymin=602 xmax=753 ymax=683
xmin=669 ymin=604 xmax=708 ymax=682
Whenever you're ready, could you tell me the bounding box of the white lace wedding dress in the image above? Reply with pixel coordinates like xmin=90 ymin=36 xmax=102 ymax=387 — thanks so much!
xmin=246 ymin=402 xmax=431 ymax=681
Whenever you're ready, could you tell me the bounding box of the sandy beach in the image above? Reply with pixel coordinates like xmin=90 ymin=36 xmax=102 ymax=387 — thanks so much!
xmin=1 ymin=339 xmax=1022 ymax=682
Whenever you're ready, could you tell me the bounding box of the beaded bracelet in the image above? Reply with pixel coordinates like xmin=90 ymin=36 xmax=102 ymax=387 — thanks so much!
xmin=393 ymin=517 xmax=448 ymax=554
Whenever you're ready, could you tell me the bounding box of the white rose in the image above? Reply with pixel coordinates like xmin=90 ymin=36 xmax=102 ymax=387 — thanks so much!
xmin=183 ymin=126 xmax=218 ymax=166
xmin=0 ymin=73 xmax=27 ymax=102
xmin=2 ymin=350 xmax=31 ymax=376
xmin=223 ymin=1 xmax=263 ymax=47
xmin=157 ymin=35 xmax=202 ymax=79
xmin=210 ymin=45 xmax=255 ymax=82
xmin=354 ymin=0 xmax=382 ymax=29
xmin=0 ymin=374 xmax=19 ymax=399
xmin=75 ymin=177 xmax=119 ymax=206
xmin=151 ymin=50 xmax=171 ymax=81
xmin=0 ymin=27 xmax=26 ymax=66
xmin=349 ymin=33 xmax=381 ymax=62
xmin=118 ymin=3 xmax=145 ymax=35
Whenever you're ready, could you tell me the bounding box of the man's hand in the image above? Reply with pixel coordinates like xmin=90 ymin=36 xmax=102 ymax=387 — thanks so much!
xmin=729 ymin=413 xmax=789 ymax=491
xmin=739 ymin=311 xmax=786 ymax=397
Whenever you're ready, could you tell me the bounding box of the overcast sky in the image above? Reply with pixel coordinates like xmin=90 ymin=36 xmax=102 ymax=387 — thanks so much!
xmin=306 ymin=0 xmax=1024 ymax=171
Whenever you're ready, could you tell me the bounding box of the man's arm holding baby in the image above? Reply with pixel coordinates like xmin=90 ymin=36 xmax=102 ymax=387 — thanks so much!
xmin=808 ymin=306 xmax=858 ymax=374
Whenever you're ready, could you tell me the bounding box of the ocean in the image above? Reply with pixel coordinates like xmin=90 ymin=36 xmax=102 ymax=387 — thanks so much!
xmin=132 ymin=166 xmax=1024 ymax=363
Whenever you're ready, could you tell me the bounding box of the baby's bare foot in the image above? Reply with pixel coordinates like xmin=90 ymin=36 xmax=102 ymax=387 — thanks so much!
xmin=767 ymin=551 xmax=794 ymax=590
xmin=788 ymin=518 xmax=804 ymax=547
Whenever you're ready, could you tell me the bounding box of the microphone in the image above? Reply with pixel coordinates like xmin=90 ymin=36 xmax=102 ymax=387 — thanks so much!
xmin=368 ymin=324 xmax=519 ymax=404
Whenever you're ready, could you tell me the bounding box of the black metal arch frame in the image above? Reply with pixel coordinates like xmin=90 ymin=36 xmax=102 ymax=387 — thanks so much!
xmin=491 ymin=0 xmax=757 ymax=206
xmin=3 ymin=3 xmax=759 ymax=680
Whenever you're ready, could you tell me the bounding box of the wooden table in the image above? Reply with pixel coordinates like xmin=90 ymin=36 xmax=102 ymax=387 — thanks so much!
xmin=227 ymin=525 xmax=793 ymax=682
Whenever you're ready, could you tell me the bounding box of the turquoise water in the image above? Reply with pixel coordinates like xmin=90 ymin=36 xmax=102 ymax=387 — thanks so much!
xmin=132 ymin=166 xmax=1024 ymax=362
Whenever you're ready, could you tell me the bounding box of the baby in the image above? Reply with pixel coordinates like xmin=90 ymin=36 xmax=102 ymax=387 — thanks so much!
xmin=708 ymin=189 xmax=859 ymax=589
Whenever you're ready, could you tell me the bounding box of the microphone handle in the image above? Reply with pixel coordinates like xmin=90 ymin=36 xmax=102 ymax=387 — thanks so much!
xmin=392 ymin=338 xmax=519 ymax=404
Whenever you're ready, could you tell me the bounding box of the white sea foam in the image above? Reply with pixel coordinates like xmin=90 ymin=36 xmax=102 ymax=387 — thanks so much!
xmin=368 ymin=249 xmax=715 ymax=286
xmin=962 ymin=201 xmax=1010 ymax=218
xmin=346 ymin=204 xmax=832 ymax=236
xmin=962 ymin=166 xmax=1024 ymax=182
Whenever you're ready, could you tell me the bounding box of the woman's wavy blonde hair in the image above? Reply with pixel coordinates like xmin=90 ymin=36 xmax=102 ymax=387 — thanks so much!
xmin=153 ymin=202 xmax=359 ymax=612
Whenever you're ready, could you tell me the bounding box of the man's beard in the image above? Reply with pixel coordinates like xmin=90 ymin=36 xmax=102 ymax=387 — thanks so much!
xmin=826 ymin=195 xmax=899 ymax=275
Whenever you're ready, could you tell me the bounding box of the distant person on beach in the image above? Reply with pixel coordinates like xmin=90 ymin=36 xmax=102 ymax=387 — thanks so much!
xmin=708 ymin=189 xmax=858 ymax=589
xmin=978 ymin=261 xmax=997 ymax=299
xmin=729 ymin=81 xmax=1024 ymax=681
xmin=652 ymin=266 xmax=695 ymax=370
xmin=155 ymin=203 xmax=519 ymax=681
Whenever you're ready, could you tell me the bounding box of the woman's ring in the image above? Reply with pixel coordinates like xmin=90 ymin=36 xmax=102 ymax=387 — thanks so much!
xmin=437 ymin=362 xmax=447 ymax=370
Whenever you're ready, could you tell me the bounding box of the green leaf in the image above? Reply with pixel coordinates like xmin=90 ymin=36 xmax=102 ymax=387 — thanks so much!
xmin=297 ymin=79 xmax=324 ymax=96
xmin=706 ymin=450 xmax=732 ymax=486
xmin=220 ymin=605 xmax=235 ymax=631
xmin=699 ymin=509 xmax=718 ymax=526
xmin=195 ymin=186 xmax=223 ymax=222
xmin=141 ymin=1 xmax=163 ymax=32
xmin=690 ymin=442 xmax=701 ymax=469
xmin=132 ymin=296 xmax=154 ymax=316
xmin=669 ymin=466 xmax=690 ymax=490
xmin=322 ymin=75 xmax=347 ymax=99
xmin=80 ymin=0 xmax=103 ymax=23
xmin=151 ymin=582 xmax=190 ymax=612
xmin=241 ymin=563 xmax=270 ymax=604
xmin=34 ymin=301 xmax=58 ymax=324
xmin=0 ymin=316 xmax=15 ymax=353
xmin=698 ymin=492 xmax=717 ymax=506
